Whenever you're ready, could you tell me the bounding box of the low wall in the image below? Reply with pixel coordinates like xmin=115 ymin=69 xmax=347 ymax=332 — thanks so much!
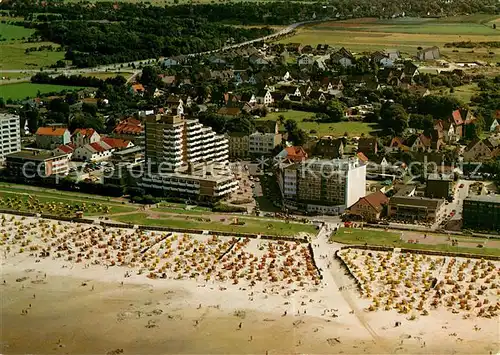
xmin=0 ymin=209 xmax=36 ymax=217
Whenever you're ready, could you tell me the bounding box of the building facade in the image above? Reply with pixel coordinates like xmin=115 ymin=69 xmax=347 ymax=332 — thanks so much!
xmin=5 ymin=150 xmax=69 ymax=178
xmin=425 ymin=173 xmax=454 ymax=199
xmin=388 ymin=196 xmax=445 ymax=222
xmin=35 ymin=127 xmax=71 ymax=149
xmin=278 ymin=158 xmax=366 ymax=214
xmin=463 ymin=195 xmax=500 ymax=232
xmin=139 ymin=114 xmax=237 ymax=201
xmin=248 ymin=131 xmax=281 ymax=155
xmin=0 ymin=113 xmax=21 ymax=163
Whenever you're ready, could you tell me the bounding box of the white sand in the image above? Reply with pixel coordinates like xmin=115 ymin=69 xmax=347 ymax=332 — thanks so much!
xmin=1 ymin=214 xmax=499 ymax=354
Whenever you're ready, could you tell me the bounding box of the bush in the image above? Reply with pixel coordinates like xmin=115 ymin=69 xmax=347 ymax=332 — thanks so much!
xmin=213 ymin=203 xmax=247 ymax=213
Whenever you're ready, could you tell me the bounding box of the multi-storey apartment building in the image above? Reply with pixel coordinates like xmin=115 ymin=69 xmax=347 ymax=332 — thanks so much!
xmin=277 ymin=158 xmax=366 ymax=215
xmin=248 ymin=131 xmax=282 ymax=155
xmin=140 ymin=114 xmax=237 ymax=201
xmin=5 ymin=150 xmax=69 ymax=178
xmin=0 ymin=113 xmax=21 ymax=163
xmin=463 ymin=195 xmax=500 ymax=232
xmin=35 ymin=127 xmax=71 ymax=149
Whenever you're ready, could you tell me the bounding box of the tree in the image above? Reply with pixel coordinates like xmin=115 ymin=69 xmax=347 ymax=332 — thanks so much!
xmin=288 ymin=128 xmax=308 ymax=146
xmin=380 ymin=103 xmax=409 ymax=136
xmin=325 ymin=100 xmax=345 ymax=123
xmin=284 ymin=119 xmax=298 ymax=134
xmin=139 ymin=65 xmax=159 ymax=87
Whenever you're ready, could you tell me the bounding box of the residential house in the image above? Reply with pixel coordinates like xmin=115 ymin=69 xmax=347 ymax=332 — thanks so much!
xmin=241 ymin=93 xmax=257 ymax=106
xmin=386 ymin=137 xmax=409 ymax=153
xmin=101 ymin=137 xmax=134 ymax=150
xmin=281 ymin=86 xmax=302 ymax=98
xmin=286 ymin=43 xmax=303 ymax=53
xmin=217 ymin=107 xmax=241 ymax=117
xmin=297 ymin=54 xmax=314 ymax=66
xmin=407 ymin=86 xmax=431 ymax=97
xmin=113 ymin=117 xmax=144 ymax=139
xmin=330 ymin=47 xmax=355 ymax=67
xmin=407 ymin=134 xmax=432 ymax=152
xmin=130 ymin=83 xmax=145 ymax=96
xmin=71 ymin=128 xmax=100 ymax=147
xmin=308 ymin=91 xmax=327 ymax=103
xmin=357 ymin=137 xmax=378 ymax=156
xmin=166 ymin=96 xmax=184 ymax=115
xmin=159 ymin=75 xmax=176 ymax=87
xmin=283 ymin=71 xmax=292 ymax=81
xmin=417 ymin=46 xmax=440 ymax=61
xmin=226 ymin=132 xmax=250 ymax=159
xmin=249 ymin=55 xmax=269 ymax=66
xmin=35 ymin=127 xmax=71 ymax=149
xmin=315 ymin=44 xmax=330 ymax=54
xmin=270 ymin=92 xmax=285 ymax=104
xmin=313 ymin=136 xmax=344 ymax=158
xmin=255 ymin=90 xmax=273 ymax=106
xmin=430 ymin=128 xmax=444 ymax=151
xmin=490 ymin=119 xmax=499 ymax=132
xmin=55 ymin=143 xmax=76 ymax=160
xmin=73 ymin=141 xmax=114 ymax=162
xmin=448 ymin=109 xmax=464 ymax=142
xmin=371 ymin=51 xmax=394 ymax=68
xmin=275 ymin=146 xmax=308 ymax=163
xmin=463 ymin=138 xmax=500 ymax=162
xmin=349 ymin=191 xmax=389 ymax=222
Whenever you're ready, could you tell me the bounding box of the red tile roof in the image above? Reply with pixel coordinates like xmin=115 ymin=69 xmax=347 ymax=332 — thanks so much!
xmin=284 ymin=146 xmax=308 ymax=162
xmin=72 ymin=128 xmax=96 ymax=137
xmin=355 ymin=191 xmax=389 ymax=213
xmin=57 ymin=143 xmax=76 ymax=153
xmin=101 ymin=137 xmax=131 ymax=149
xmin=356 ymin=152 xmax=369 ymax=162
xmin=89 ymin=142 xmax=108 ymax=153
xmin=36 ymin=127 xmax=68 ymax=137
xmin=451 ymin=109 xmax=463 ymax=125
xmin=113 ymin=118 xmax=144 ymax=135
xmin=131 ymin=83 xmax=145 ymax=92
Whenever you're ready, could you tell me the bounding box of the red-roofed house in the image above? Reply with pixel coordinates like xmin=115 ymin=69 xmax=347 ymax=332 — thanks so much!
xmin=356 ymin=152 xmax=369 ymax=163
xmin=55 ymin=143 xmax=76 ymax=160
xmin=71 ymin=128 xmax=101 ymax=147
xmin=113 ymin=118 xmax=144 ymax=136
xmin=73 ymin=141 xmax=114 ymax=162
xmin=130 ymin=83 xmax=145 ymax=96
xmin=277 ymin=146 xmax=308 ymax=163
xmin=36 ymin=127 xmax=71 ymax=149
xmin=101 ymin=137 xmax=134 ymax=150
xmin=349 ymin=191 xmax=389 ymax=222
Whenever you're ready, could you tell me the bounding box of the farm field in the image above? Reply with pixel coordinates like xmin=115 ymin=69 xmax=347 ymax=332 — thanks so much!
xmin=279 ymin=16 xmax=500 ymax=63
xmin=0 ymin=23 xmax=64 ymax=70
xmin=331 ymin=227 xmax=500 ymax=257
xmin=433 ymin=83 xmax=479 ymax=104
xmin=264 ymin=110 xmax=380 ymax=137
xmin=0 ymin=82 xmax=87 ymax=100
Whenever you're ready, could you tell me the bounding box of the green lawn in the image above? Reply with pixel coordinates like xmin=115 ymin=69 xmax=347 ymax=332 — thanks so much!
xmin=0 ymin=41 xmax=65 ymax=70
xmin=0 ymin=184 xmax=136 ymax=216
xmin=0 ymin=191 xmax=135 ymax=216
xmin=264 ymin=110 xmax=379 ymax=137
xmin=0 ymin=82 xmax=87 ymax=100
xmin=0 ymin=23 xmax=35 ymax=41
xmin=0 ymin=72 xmax=32 ymax=80
xmin=435 ymin=83 xmax=479 ymax=104
xmin=113 ymin=212 xmax=318 ymax=237
xmin=332 ymin=227 xmax=500 ymax=257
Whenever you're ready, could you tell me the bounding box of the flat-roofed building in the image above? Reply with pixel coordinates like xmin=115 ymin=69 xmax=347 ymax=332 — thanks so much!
xmin=5 ymin=150 xmax=69 ymax=178
xmin=277 ymin=158 xmax=366 ymax=215
xmin=388 ymin=196 xmax=445 ymax=222
xmin=0 ymin=113 xmax=21 ymax=163
xmin=426 ymin=173 xmax=454 ymax=199
xmin=463 ymin=194 xmax=500 ymax=232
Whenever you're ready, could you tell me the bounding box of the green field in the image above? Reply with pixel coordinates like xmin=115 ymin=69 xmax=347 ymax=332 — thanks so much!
xmin=264 ymin=110 xmax=379 ymax=137
xmin=0 ymin=24 xmax=64 ymax=70
xmin=279 ymin=16 xmax=500 ymax=63
xmin=113 ymin=212 xmax=317 ymax=237
xmin=0 ymin=187 xmax=135 ymax=216
xmin=332 ymin=227 xmax=500 ymax=257
xmin=0 ymin=82 xmax=87 ymax=100
xmin=434 ymin=83 xmax=479 ymax=104
xmin=0 ymin=23 xmax=34 ymax=40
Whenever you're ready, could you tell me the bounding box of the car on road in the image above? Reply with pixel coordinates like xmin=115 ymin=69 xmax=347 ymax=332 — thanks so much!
xmin=459 ymin=183 xmax=464 ymax=188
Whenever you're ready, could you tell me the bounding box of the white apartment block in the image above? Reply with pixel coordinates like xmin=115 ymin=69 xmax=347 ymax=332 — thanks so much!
xmin=142 ymin=114 xmax=236 ymax=200
xmin=249 ymin=132 xmax=281 ymax=155
xmin=0 ymin=113 xmax=21 ymax=163
xmin=279 ymin=158 xmax=366 ymax=213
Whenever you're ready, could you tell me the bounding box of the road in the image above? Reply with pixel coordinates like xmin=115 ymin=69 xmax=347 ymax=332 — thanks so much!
xmin=1 ymin=19 xmax=323 ymax=76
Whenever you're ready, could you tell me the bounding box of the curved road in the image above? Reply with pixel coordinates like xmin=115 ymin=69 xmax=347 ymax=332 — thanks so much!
xmin=1 ymin=19 xmax=324 ymax=78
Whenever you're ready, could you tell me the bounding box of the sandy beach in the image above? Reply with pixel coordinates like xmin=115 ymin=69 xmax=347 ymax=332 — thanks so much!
xmin=1 ymin=214 xmax=499 ymax=354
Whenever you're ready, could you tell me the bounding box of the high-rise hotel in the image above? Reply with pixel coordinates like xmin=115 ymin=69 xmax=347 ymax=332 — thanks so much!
xmin=0 ymin=113 xmax=21 ymax=163
xmin=139 ymin=114 xmax=238 ymax=201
